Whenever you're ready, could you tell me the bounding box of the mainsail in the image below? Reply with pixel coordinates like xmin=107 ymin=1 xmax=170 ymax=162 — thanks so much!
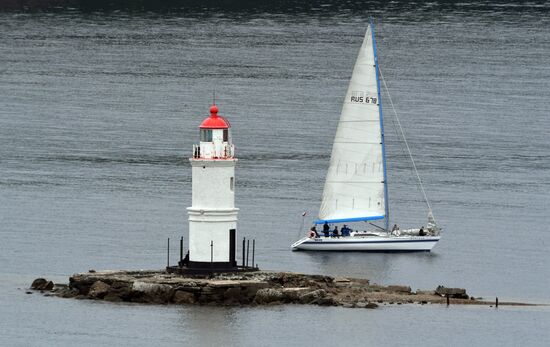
xmin=317 ymin=23 xmax=388 ymax=224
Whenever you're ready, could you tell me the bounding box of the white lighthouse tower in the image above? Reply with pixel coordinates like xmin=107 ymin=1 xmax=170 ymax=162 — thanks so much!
xmin=187 ymin=104 xmax=239 ymax=271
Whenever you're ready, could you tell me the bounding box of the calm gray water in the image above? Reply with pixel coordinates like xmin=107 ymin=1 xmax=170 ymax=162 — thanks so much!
xmin=1 ymin=3 xmax=550 ymax=346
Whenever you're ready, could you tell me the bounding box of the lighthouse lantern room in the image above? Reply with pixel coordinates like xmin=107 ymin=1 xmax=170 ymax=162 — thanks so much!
xmin=187 ymin=104 xmax=239 ymax=270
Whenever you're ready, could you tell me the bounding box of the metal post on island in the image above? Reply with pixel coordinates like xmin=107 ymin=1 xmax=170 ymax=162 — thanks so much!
xmin=210 ymin=240 xmax=214 ymax=277
xmin=246 ymin=239 xmax=250 ymax=267
xmin=252 ymin=239 xmax=255 ymax=269
xmin=242 ymin=237 xmax=246 ymax=267
xmin=179 ymin=236 xmax=183 ymax=264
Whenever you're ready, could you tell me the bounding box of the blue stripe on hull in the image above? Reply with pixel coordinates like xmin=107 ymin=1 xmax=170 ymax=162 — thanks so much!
xmin=297 ymin=249 xmax=431 ymax=253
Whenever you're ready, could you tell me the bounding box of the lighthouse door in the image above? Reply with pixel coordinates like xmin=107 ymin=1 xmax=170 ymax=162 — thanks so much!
xmin=229 ymin=229 xmax=236 ymax=266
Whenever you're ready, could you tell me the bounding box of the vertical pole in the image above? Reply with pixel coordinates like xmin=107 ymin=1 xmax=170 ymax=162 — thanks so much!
xmin=243 ymin=237 xmax=246 ymax=267
xmin=252 ymin=239 xmax=255 ymax=269
xmin=180 ymin=236 xmax=183 ymax=263
xmin=496 ymin=297 xmax=498 ymax=308
xmin=446 ymin=294 xmax=449 ymax=306
xmin=246 ymin=239 xmax=250 ymax=267
xmin=370 ymin=17 xmax=390 ymax=231
xmin=210 ymin=240 xmax=213 ymax=276
xmin=167 ymin=238 xmax=170 ymax=268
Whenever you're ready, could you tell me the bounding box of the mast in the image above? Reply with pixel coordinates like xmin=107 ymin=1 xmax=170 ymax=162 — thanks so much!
xmin=370 ymin=18 xmax=390 ymax=231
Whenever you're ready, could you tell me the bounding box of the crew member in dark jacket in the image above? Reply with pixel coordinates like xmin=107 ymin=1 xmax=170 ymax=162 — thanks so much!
xmin=419 ymin=226 xmax=425 ymax=236
xmin=323 ymin=222 xmax=330 ymax=237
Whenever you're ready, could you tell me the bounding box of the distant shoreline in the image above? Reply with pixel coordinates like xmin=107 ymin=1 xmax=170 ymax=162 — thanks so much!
xmin=3 ymin=0 xmax=549 ymax=15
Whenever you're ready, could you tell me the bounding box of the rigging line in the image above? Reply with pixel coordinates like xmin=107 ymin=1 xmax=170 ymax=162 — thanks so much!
xmin=386 ymin=92 xmax=425 ymax=205
xmin=378 ymin=68 xmax=434 ymax=216
xmin=387 ymin=94 xmax=411 ymax=174
xmin=297 ymin=213 xmax=306 ymax=240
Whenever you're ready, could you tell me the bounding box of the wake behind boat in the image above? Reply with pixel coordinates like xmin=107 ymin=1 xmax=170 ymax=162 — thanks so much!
xmin=291 ymin=19 xmax=441 ymax=252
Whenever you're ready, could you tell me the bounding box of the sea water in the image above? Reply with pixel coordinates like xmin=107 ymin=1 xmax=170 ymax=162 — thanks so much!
xmin=1 ymin=2 xmax=549 ymax=346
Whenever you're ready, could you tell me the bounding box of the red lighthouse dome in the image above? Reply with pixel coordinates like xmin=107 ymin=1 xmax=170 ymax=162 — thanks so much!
xmin=199 ymin=104 xmax=230 ymax=129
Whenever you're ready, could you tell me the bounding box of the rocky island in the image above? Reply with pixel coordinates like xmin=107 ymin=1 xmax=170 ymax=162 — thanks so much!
xmin=29 ymin=270 xmax=527 ymax=309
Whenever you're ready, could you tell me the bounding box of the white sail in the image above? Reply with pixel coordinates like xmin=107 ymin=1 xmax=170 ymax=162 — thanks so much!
xmin=317 ymin=25 xmax=386 ymax=223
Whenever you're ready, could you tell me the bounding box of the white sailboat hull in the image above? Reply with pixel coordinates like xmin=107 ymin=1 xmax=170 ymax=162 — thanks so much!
xmin=291 ymin=235 xmax=440 ymax=252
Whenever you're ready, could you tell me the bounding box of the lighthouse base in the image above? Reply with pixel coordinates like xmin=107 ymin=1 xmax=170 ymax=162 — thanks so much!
xmin=186 ymin=261 xmax=237 ymax=273
xmin=167 ymin=264 xmax=259 ymax=275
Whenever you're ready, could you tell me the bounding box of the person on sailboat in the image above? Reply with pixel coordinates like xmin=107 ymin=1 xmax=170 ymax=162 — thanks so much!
xmin=323 ymin=222 xmax=330 ymax=237
xmin=391 ymin=224 xmax=401 ymax=236
xmin=309 ymin=226 xmax=319 ymax=238
xmin=341 ymin=225 xmax=351 ymax=237
xmin=332 ymin=226 xmax=339 ymax=238
xmin=419 ymin=226 xmax=425 ymax=236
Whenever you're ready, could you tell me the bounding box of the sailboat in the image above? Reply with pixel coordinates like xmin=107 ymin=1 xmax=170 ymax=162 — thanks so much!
xmin=291 ymin=20 xmax=441 ymax=252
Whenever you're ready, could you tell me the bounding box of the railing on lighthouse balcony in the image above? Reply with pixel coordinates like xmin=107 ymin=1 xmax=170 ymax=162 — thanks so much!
xmin=192 ymin=143 xmax=235 ymax=159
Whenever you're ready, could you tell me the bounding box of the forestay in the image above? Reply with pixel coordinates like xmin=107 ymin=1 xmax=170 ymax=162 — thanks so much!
xmin=317 ymin=25 xmax=386 ymax=224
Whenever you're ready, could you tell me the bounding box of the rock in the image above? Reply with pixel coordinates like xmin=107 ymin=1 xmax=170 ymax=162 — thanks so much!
xmin=132 ymin=282 xmax=174 ymax=304
xmin=69 ymin=275 xmax=101 ymax=296
xmin=272 ymin=273 xmax=333 ymax=288
xmin=335 ymin=278 xmax=352 ymax=288
xmin=365 ymin=302 xmax=378 ymax=309
xmin=435 ymin=286 xmax=468 ymax=299
xmin=31 ymin=278 xmax=54 ymax=291
xmin=88 ymin=281 xmax=111 ymax=299
xmin=88 ymin=269 xmax=96 ymax=273
xmin=386 ymin=285 xmax=411 ymax=294
xmin=316 ymin=297 xmax=337 ymax=306
xmin=176 ymin=285 xmax=202 ymax=293
xmin=222 ymin=287 xmax=245 ymax=305
xmin=198 ymin=292 xmax=224 ymax=305
xmin=31 ymin=278 xmax=47 ymax=289
xmin=342 ymin=303 xmax=355 ymax=308
xmin=416 ymin=290 xmax=435 ymax=295
xmin=103 ymin=281 xmax=133 ymax=302
xmin=355 ymin=302 xmax=367 ymax=308
xmin=173 ymin=291 xmax=197 ymax=304
xmin=26 ymin=291 xmax=32 ymax=294
xmin=57 ymin=287 xmax=79 ymax=298
xmin=282 ymin=287 xmax=311 ymax=302
xmin=298 ymin=289 xmax=326 ymax=304
xmin=52 ymin=283 xmax=68 ymax=292
xmin=254 ymin=288 xmax=284 ymax=304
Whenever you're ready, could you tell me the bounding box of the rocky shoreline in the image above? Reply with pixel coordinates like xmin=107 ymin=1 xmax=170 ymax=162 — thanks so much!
xmin=29 ymin=270 xmax=528 ymax=309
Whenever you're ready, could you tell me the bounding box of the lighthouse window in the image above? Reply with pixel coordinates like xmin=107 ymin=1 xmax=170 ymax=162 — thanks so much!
xmin=223 ymin=129 xmax=228 ymax=142
xmin=230 ymin=177 xmax=234 ymax=191
xmin=200 ymin=129 xmax=213 ymax=142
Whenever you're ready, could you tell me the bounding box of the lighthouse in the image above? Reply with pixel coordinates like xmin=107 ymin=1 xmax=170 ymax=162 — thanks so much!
xmin=187 ymin=104 xmax=239 ymax=271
